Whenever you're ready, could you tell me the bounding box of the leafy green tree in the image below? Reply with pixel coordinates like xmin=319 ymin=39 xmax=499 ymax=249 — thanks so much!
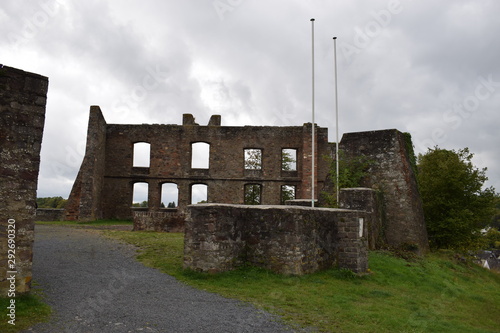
xmin=491 ymin=199 xmax=500 ymax=229
xmin=484 ymin=228 xmax=500 ymax=250
xmin=417 ymin=147 xmax=498 ymax=250
xmin=322 ymin=150 xmax=373 ymax=207
xmin=244 ymin=184 xmax=261 ymax=205
xmin=36 ymin=196 xmax=67 ymax=208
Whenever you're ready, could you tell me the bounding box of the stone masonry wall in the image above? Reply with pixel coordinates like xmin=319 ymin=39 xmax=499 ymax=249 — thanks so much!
xmin=184 ymin=204 xmax=368 ymax=274
xmin=65 ymin=106 xmax=107 ymax=221
xmin=35 ymin=209 xmax=64 ymax=221
xmin=67 ymin=108 xmax=329 ymax=222
xmin=339 ymin=188 xmax=383 ymax=250
xmin=339 ymin=130 xmax=429 ymax=253
xmin=133 ymin=210 xmax=184 ymax=232
xmin=0 ymin=65 xmax=48 ymax=295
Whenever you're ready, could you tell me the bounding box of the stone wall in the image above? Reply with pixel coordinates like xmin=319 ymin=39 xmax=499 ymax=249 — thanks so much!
xmin=339 ymin=130 xmax=429 ymax=253
xmin=133 ymin=210 xmax=184 ymax=232
xmin=66 ymin=108 xmax=329 ymax=221
xmin=35 ymin=209 xmax=64 ymax=221
xmin=184 ymin=204 xmax=368 ymax=274
xmin=339 ymin=188 xmax=383 ymax=250
xmin=65 ymin=106 xmax=107 ymax=221
xmin=0 ymin=65 xmax=48 ymax=294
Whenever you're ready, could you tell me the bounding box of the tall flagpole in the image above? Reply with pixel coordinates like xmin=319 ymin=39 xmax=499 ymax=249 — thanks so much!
xmin=311 ymin=18 xmax=315 ymax=207
xmin=333 ymin=37 xmax=339 ymax=204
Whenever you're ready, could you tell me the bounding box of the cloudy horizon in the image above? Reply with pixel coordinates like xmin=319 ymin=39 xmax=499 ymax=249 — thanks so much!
xmin=2 ymin=0 xmax=499 ymax=199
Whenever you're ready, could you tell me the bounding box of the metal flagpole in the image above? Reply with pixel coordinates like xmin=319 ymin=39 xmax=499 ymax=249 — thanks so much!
xmin=333 ymin=37 xmax=339 ymax=204
xmin=311 ymin=18 xmax=315 ymax=207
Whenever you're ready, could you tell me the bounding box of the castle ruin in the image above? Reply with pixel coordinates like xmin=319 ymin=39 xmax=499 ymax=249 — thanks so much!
xmin=65 ymin=107 xmax=429 ymax=273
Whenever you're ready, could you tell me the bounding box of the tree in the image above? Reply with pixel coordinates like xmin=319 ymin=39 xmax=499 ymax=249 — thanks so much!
xmin=321 ymin=150 xmax=373 ymax=207
xmin=281 ymin=149 xmax=297 ymax=171
xmin=491 ymin=199 xmax=500 ymax=229
xmin=281 ymin=185 xmax=295 ymax=204
xmin=244 ymin=184 xmax=261 ymax=205
xmin=417 ymin=147 xmax=498 ymax=250
xmin=132 ymin=200 xmax=148 ymax=207
xmin=36 ymin=196 xmax=67 ymax=208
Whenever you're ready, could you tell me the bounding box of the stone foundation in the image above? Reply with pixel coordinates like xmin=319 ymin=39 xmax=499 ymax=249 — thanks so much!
xmin=183 ymin=204 xmax=368 ymax=274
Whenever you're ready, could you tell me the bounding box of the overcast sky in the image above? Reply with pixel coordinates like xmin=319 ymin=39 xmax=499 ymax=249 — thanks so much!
xmin=2 ymin=0 xmax=499 ymax=198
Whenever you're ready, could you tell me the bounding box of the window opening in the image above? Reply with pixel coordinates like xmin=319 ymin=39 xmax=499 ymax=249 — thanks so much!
xmin=244 ymin=184 xmax=262 ymax=205
xmin=281 ymin=149 xmax=297 ymax=171
xmin=281 ymin=185 xmax=296 ymax=204
xmin=191 ymin=184 xmax=208 ymax=204
xmin=191 ymin=142 xmax=210 ymax=169
xmin=161 ymin=183 xmax=178 ymax=208
xmin=132 ymin=182 xmax=148 ymax=207
xmin=133 ymin=142 xmax=151 ymax=167
xmin=244 ymin=149 xmax=262 ymax=170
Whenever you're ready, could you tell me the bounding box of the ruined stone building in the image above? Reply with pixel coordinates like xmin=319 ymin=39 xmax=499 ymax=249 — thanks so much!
xmin=0 ymin=64 xmax=429 ymax=282
xmin=66 ymin=106 xmax=429 ymax=261
xmin=65 ymin=106 xmax=330 ymax=224
xmin=0 ymin=66 xmax=48 ymax=294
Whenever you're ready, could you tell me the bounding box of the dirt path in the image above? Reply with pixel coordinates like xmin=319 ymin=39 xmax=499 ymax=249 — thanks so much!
xmin=23 ymin=225 xmax=306 ymax=333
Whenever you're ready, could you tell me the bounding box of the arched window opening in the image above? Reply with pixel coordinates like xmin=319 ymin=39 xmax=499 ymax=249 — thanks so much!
xmin=191 ymin=184 xmax=208 ymax=204
xmin=132 ymin=182 xmax=148 ymax=207
xmin=191 ymin=142 xmax=210 ymax=169
xmin=161 ymin=183 xmax=178 ymax=208
xmin=133 ymin=142 xmax=151 ymax=167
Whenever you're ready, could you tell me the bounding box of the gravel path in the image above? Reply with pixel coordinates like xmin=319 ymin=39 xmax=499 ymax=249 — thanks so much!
xmin=23 ymin=225 xmax=309 ymax=333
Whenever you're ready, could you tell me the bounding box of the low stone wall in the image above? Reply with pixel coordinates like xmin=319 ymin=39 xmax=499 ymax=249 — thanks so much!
xmin=184 ymin=204 xmax=368 ymax=275
xmin=339 ymin=188 xmax=383 ymax=250
xmin=285 ymin=199 xmax=317 ymax=207
xmin=35 ymin=209 xmax=64 ymax=221
xmin=133 ymin=210 xmax=185 ymax=232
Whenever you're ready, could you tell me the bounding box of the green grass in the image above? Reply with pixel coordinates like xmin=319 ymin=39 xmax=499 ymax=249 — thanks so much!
xmin=0 ymin=282 xmax=52 ymax=333
xmin=36 ymin=219 xmax=133 ymax=226
xmin=103 ymin=230 xmax=500 ymax=333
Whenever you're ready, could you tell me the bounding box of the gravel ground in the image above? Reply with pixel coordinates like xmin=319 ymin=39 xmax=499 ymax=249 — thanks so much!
xmin=23 ymin=225 xmax=311 ymax=333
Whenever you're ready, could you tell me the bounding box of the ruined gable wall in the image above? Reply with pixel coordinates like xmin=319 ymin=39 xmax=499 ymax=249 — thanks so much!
xmin=65 ymin=106 xmax=107 ymax=220
xmin=339 ymin=129 xmax=429 ymax=253
xmin=0 ymin=66 xmax=48 ymax=294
